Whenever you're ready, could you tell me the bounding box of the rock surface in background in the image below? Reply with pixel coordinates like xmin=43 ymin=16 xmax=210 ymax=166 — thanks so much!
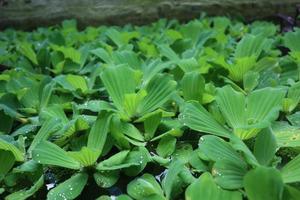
xmin=0 ymin=0 xmax=300 ymax=29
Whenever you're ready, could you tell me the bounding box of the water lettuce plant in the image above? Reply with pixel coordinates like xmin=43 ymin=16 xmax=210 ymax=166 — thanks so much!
xmin=0 ymin=16 xmax=300 ymax=200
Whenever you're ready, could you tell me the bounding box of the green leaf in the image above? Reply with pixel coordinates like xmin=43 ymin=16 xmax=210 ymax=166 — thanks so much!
xmin=281 ymin=154 xmax=300 ymax=183
xmin=212 ymin=159 xmax=247 ymax=189
xmin=244 ymin=166 xmax=284 ymax=200
xmin=39 ymin=82 xmax=55 ymax=109
xmin=51 ymin=45 xmax=81 ymax=64
xmin=47 ymin=173 xmax=88 ymax=200
xmin=93 ymin=170 xmax=119 ymax=188
xmin=283 ymin=29 xmax=300 ymax=52
xmin=234 ymin=34 xmax=269 ymax=58
xmin=162 ymin=160 xmax=184 ymax=199
xmin=198 ymin=135 xmax=246 ymax=166
xmin=272 ymin=122 xmax=300 ymax=147
xmin=181 ymin=71 xmax=205 ymax=102
xmin=96 ymin=150 xmax=132 ymax=170
xmin=188 ymin=150 xmax=208 ymax=172
xmin=28 ymin=118 xmax=61 ymax=154
xmin=18 ymin=42 xmax=38 ymax=65
xmin=253 ymin=127 xmax=277 ymax=166
xmin=243 ymin=71 xmax=259 ymax=92
xmin=32 ymin=141 xmax=81 ymax=169
xmin=127 ymin=173 xmax=164 ymax=199
xmin=67 ymin=147 xmax=99 ymax=167
xmin=55 ymin=74 xmax=88 ymax=94
xmin=5 ymin=175 xmax=44 ymax=200
xmin=100 ymin=65 xmax=139 ymax=111
xmin=122 ymin=90 xmax=147 ymax=119
xmin=283 ymin=185 xmax=300 ymax=200
xmin=90 ymin=48 xmax=112 ymax=64
xmin=156 ymin=135 xmax=176 ymax=158
xmin=143 ymin=110 xmax=162 ymax=140
xmin=216 ymin=86 xmax=285 ymax=139
xmin=185 ymin=172 xmax=242 ymax=200
xmin=179 ymin=102 xmax=231 ymax=138
xmin=138 ymin=74 xmax=177 ymax=115
xmin=0 ymin=150 xmax=15 ymax=179
xmin=0 ymin=137 xmax=24 ymax=161
xmin=123 ymin=147 xmax=150 ymax=176
xmin=87 ymin=112 xmax=112 ymax=153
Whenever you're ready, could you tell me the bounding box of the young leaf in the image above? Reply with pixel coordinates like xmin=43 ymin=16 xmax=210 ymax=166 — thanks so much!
xmin=67 ymin=147 xmax=100 ymax=167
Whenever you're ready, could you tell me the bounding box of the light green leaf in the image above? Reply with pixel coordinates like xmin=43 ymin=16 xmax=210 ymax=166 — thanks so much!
xmin=216 ymin=86 xmax=285 ymax=139
xmin=181 ymin=72 xmax=205 ymax=102
xmin=67 ymin=147 xmax=100 ymax=167
xmin=143 ymin=110 xmax=162 ymax=140
xmin=32 ymin=141 xmax=81 ymax=169
xmin=47 ymin=173 xmax=88 ymax=200
xmin=198 ymin=135 xmax=246 ymax=166
xmin=156 ymin=136 xmax=176 ymax=158
xmin=185 ymin=172 xmax=242 ymax=200
xmin=122 ymin=90 xmax=147 ymax=119
xmin=19 ymin=42 xmax=38 ymax=65
xmin=100 ymin=65 xmax=139 ymax=111
xmin=283 ymin=29 xmax=300 ymax=52
xmin=28 ymin=118 xmax=61 ymax=154
xmin=234 ymin=34 xmax=269 ymax=58
xmin=244 ymin=166 xmax=284 ymax=200
xmin=253 ymin=127 xmax=277 ymax=166
xmin=93 ymin=170 xmax=119 ymax=188
xmin=162 ymin=160 xmax=184 ymax=199
xmin=243 ymin=71 xmax=259 ymax=92
xmin=179 ymin=102 xmax=231 ymax=138
xmin=96 ymin=150 xmax=131 ymax=170
xmin=55 ymin=74 xmax=88 ymax=94
xmin=281 ymin=154 xmax=300 ymax=183
xmin=138 ymin=74 xmax=177 ymax=115
xmin=51 ymin=45 xmax=81 ymax=64
xmin=272 ymin=122 xmax=300 ymax=147
xmin=127 ymin=173 xmax=164 ymax=200
xmin=0 ymin=137 xmax=24 ymax=161
xmin=212 ymin=159 xmax=247 ymax=189
xmin=87 ymin=112 xmax=112 ymax=153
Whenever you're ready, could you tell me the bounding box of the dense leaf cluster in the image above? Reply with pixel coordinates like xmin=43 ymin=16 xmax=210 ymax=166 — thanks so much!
xmin=0 ymin=17 xmax=300 ymax=200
